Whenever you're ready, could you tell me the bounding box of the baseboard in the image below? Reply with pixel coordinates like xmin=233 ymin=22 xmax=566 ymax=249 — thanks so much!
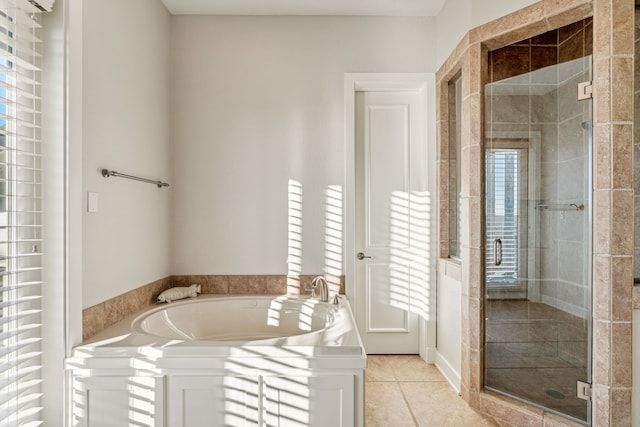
xmin=435 ymin=350 xmax=461 ymax=394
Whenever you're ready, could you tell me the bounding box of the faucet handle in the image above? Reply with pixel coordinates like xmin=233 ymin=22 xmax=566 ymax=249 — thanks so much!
xmin=332 ymin=294 xmax=341 ymax=305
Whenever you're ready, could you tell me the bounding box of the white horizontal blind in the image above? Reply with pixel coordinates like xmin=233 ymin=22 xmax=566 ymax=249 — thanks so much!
xmin=0 ymin=1 xmax=43 ymax=425
xmin=485 ymin=149 xmax=520 ymax=286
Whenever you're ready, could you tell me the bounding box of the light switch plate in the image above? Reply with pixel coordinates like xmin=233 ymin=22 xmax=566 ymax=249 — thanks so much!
xmin=88 ymin=192 xmax=98 ymax=213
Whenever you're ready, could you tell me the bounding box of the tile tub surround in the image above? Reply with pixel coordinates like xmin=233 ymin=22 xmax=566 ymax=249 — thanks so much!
xmin=82 ymin=274 xmax=346 ymax=341
xmin=172 ymin=274 xmax=345 ymax=296
xmin=82 ymin=276 xmax=172 ymax=341
xmin=436 ymin=0 xmax=633 ymax=425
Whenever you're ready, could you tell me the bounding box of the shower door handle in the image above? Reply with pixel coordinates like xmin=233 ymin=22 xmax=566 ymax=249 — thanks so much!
xmin=493 ymin=239 xmax=502 ymax=266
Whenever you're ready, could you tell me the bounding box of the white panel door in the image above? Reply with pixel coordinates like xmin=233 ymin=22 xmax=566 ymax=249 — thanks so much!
xmin=168 ymin=375 xmax=261 ymax=427
xmin=354 ymin=90 xmax=427 ymax=354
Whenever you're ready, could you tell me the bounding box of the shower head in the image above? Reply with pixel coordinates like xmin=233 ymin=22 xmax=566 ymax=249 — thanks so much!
xmin=581 ymin=121 xmax=591 ymax=131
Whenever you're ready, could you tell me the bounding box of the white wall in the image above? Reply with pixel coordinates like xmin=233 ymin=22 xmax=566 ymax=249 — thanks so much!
xmin=435 ymin=264 xmax=462 ymax=392
xmin=171 ymin=16 xmax=436 ymax=275
xmin=470 ymin=0 xmax=538 ymax=27
xmin=82 ymin=0 xmax=172 ymax=308
xmin=435 ymin=0 xmax=538 ymax=68
xmin=435 ymin=0 xmax=472 ymax=68
xmin=77 ymin=0 xmax=543 ymax=301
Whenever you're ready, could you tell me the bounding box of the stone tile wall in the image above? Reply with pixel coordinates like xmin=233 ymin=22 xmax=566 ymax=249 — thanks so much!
xmin=82 ymin=274 xmax=345 ymax=341
xmin=591 ymin=0 xmax=634 ymax=424
xmin=634 ymin=7 xmax=640 ymax=286
xmin=82 ymin=276 xmax=172 ymax=341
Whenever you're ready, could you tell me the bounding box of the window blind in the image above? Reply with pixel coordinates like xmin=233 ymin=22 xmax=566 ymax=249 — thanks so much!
xmin=485 ymin=149 xmax=520 ymax=286
xmin=0 ymin=1 xmax=44 ymax=425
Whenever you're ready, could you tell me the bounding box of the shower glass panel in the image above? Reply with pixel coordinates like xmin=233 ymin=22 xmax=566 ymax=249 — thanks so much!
xmin=484 ymin=56 xmax=592 ymax=424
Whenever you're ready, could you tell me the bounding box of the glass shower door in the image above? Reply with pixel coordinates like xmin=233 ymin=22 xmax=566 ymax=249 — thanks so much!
xmin=484 ymin=56 xmax=592 ymax=424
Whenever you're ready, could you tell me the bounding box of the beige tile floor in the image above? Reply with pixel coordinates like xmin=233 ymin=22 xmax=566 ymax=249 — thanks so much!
xmin=365 ymin=355 xmax=497 ymax=427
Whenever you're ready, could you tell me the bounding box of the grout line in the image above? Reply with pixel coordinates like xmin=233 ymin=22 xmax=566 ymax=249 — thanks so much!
xmin=397 ymin=380 xmax=420 ymax=427
xmin=367 ymin=356 xmax=454 ymax=426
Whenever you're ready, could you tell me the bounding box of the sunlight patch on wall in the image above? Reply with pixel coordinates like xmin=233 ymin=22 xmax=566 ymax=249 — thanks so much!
xmin=287 ymin=180 xmax=303 ymax=295
xmin=324 ymin=185 xmax=343 ymax=295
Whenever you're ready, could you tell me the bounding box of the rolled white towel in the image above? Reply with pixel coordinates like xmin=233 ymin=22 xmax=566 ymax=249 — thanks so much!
xmin=157 ymin=284 xmax=201 ymax=303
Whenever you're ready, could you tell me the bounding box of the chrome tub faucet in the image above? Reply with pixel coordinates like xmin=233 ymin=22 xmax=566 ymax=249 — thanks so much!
xmin=310 ymin=276 xmax=329 ymax=302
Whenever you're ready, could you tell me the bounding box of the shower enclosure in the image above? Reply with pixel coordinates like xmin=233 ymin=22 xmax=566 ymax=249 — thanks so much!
xmin=484 ymin=56 xmax=592 ymax=424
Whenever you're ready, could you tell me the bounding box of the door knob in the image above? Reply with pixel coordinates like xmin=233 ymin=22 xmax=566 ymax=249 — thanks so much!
xmin=356 ymin=252 xmax=372 ymax=260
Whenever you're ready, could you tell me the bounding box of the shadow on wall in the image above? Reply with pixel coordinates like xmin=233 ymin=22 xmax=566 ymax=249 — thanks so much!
xmin=286 ymin=179 xmax=343 ymax=296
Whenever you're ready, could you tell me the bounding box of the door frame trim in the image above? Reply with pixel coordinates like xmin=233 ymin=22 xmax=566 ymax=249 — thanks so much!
xmin=343 ymin=73 xmax=436 ymax=359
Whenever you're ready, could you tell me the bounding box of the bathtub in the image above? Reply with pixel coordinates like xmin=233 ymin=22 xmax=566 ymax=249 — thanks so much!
xmin=134 ymin=295 xmax=342 ymax=343
xmin=68 ymin=294 xmax=366 ymax=427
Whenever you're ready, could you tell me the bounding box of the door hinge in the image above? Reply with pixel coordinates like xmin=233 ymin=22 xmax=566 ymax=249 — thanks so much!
xmin=578 ymin=81 xmax=593 ymax=100
xmin=577 ymin=380 xmax=592 ymax=401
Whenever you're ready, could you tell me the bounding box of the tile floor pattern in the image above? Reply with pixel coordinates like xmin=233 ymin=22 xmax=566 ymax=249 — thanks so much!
xmin=365 ymin=355 xmax=497 ymax=426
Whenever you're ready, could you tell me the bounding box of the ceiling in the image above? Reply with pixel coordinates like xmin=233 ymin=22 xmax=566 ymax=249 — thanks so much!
xmin=160 ymin=0 xmax=448 ymax=16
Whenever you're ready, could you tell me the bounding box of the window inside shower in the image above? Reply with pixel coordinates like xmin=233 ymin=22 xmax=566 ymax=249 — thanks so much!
xmin=485 ymin=146 xmax=527 ymax=293
xmin=483 ymin=22 xmax=593 ymax=425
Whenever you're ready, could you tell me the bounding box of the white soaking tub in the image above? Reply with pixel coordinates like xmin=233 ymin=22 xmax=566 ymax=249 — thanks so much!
xmin=68 ymin=295 xmax=366 ymax=427
xmin=134 ymin=295 xmax=341 ymax=342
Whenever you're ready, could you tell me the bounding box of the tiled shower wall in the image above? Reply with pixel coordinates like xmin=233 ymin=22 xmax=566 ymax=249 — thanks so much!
xmin=484 ymin=25 xmax=593 ymax=317
xmin=591 ymin=0 xmax=634 ymax=424
xmin=490 ymin=23 xmax=593 ymax=317
xmin=437 ymin=0 xmax=634 ymax=425
xmin=485 ymin=61 xmax=592 ymax=318
xmin=634 ymin=7 xmax=640 ymax=282
xmin=440 ymin=19 xmax=593 ymax=263
xmin=487 ymin=19 xmax=592 ymax=84
xmin=489 ymin=23 xmax=594 ymax=316
xmin=551 ymin=65 xmax=592 ymax=317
